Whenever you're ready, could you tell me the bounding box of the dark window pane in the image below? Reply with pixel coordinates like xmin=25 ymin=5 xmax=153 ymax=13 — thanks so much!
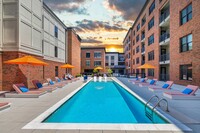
xmin=188 ymin=13 xmax=192 ymax=20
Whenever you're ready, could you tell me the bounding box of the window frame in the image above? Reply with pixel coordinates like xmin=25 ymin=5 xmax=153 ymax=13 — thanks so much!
xmin=148 ymin=34 xmax=154 ymax=45
xmin=86 ymin=52 xmax=90 ymax=58
xmin=148 ymin=17 xmax=154 ymax=30
xmin=180 ymin=3 xmax=192 ymax=25
xmin=149 ymin=1 xmax=155 ymax=15
xmin=180 ymin=34 xmax=192 ymax=52
xmin=180 ymin=64 xmax=192 ymax=81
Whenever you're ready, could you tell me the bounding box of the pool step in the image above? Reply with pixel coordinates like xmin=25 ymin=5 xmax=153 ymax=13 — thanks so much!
xmin=145 ymin=110 xmax=153 ymax=121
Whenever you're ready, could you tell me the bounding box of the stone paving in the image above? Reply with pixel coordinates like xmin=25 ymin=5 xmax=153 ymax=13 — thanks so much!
xmin=0 ymin=77 xmax=199 ymax=133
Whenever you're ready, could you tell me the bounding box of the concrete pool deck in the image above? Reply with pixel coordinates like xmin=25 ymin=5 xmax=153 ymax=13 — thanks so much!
xmin=0 ymin=77 xmax=199 ymax=133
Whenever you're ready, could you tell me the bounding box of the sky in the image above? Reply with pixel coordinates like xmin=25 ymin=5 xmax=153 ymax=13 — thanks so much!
xmin=44 ymin=0 xmax=146 ymax=52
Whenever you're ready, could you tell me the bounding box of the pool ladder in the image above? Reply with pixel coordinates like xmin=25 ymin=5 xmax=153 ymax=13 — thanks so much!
xmin=145 ymin=95 xmax=169 ymax=122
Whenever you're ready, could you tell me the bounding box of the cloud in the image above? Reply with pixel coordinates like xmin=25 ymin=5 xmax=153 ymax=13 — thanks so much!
xmin=44 ymin=0 xmax=90 ymax=15
xmin=75 ymin=19 xmax=127 ymax=33
xmin=105 ymin=0 xmax=146 ymax=20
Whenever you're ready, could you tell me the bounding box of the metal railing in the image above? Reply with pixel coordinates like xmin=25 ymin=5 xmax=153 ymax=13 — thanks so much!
xmin=160 ymin=8 xmax=170 ymax=23
xmin=160 ymin=53 xmax=170 ymax=62
xmin=141 ymin=60 xmax=145 ymax=65
xmin=141 ymin=47 xmax=145 ymax=53
xmin=141 ymin=34 xmax=145 ymax=40
xmin=160 ymin=74 xmax=170 ymax=81
xmin=160 ymin=33 xmax=170 ymax=42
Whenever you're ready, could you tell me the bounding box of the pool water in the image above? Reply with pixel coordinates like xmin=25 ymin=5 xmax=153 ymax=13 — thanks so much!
xmin=44 ymin=81 xmax=168 ymax=123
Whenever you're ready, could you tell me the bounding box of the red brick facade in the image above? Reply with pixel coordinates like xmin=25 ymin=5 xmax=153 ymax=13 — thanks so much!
xmin=81 ymin=47 xmax=106 ymax=73
xmin=0 ymin=51 xmax=66 ymax=91
xmin=67 ymin=28 xmax=81 ymax=76
xmin=123 ymin=0 xmax=200 ymax=86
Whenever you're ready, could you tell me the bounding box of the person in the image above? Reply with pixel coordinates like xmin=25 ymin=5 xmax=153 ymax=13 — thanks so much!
xmin=83 ymin=74 xmax=88 ymax=82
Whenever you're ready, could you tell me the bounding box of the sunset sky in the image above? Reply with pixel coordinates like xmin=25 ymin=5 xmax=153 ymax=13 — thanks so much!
xmin=44 ymin=0 xmax=146 ymax=52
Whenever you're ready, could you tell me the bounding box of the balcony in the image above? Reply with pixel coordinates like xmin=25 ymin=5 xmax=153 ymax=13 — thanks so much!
xmin=110 ymin=65 xmax=126 ymax=69
xmin=159 ymin=9 xmax=170 ymax=27
xmin=160 ymin=53 xmax=170 ymax=64
xmin=159 ymin=33 xmax=170 ymax=45
xmin=141 ymin=34 xmax=145 ymax=42
xmin=160 ymin=74 xmax=170 ymax=81
xmin=141 ymin=47 xmax=145 ymax=55
xmin=141 ymin=60 xmax=145 ymax=65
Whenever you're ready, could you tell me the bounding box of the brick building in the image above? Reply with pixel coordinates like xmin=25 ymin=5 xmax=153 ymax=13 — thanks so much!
xmin=81 ymin=47 xmax=106 ymax=74
xmin=0 ymin=1 xmax=80 ymax=91
xmin=66 ymin=28 xmax=81 ymax=76
xmin=123 ymin=0 xmax=200 ymax=86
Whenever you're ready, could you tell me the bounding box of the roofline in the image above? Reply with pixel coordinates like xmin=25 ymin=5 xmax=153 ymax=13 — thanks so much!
xmin=81 ymin=47 xmax=106 ymax=51
xmin=123 ymin=27 xmax=132 ymax=43
xmin=67 ymin=27 xmax=82 ymax=42
xmin=131 ymin=0 xmax=150 ymax=30
xmin=43 ymin=2 xmax=67 ymax=29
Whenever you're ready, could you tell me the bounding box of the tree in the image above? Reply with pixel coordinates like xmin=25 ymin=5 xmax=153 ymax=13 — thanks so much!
xmin=107 ymin=68 xmax=113 ymax=77
xmin=93 ymin=69 xmax=98 ymax=73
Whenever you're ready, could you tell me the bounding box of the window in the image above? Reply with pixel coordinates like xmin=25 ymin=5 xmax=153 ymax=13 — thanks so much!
xmin=148 ymin=51 xmax=154 ymax=61
xmin=86 ymin=52 xmax=90 ymax=58
xmin=148 ymin=34 xmax=154 ymax=45
xmin=133 ymin=40 xmax=135 ymax=46
xmin=54 ymin=26 xmax=58 ymax=38
xmin=136 ymin=69 xmax=139 ymax=74
xmin=180 ymin=34 xmax=192 ymax=52
xmin=55 ymin=66 xmax=58 ymax=76
xmin=94 ymin=61 xmax=101 ymax=66
xmin=141 ymin=31 xmax=145 ymax=40
xmin=136 ymin=57 xmax=140 ymax=64
xmin=136 ymin=34 xmax=140 ymax=42
xmin=54 ymin=46 xmax=58 ymax=57
xmin=136 ymin=46 xmax=140 ymax=53
xmin=149 ymin=1 xmax=155 ymax=15
xmin=181 ymin=4 xmax=192 ymax=25
xmin=148 ymin=17 xmax=154 ymax=30
xmin=86 ymin=60 xmax=90 ymax=66
xmin=148 ymin=69 xmax=154 ymax=76
xmin=137 ymin=23 xmax=140 ymax=31
xmin=94 ymin=52 xmax=101 ymax=58
xmin=142 ymin=15 xmax=146 ymax=26
xmin=180 ymin=64 xmax=192 ymax=80
xmin=111 ymin=56 xmax=115 ymax=60
xmin=106 ymin=56 xmax=109 ymax=61
xmin=111 ymin=63 xmax=114 ymax=66
xmin=105 ymin=63 xmax=109 ymax=66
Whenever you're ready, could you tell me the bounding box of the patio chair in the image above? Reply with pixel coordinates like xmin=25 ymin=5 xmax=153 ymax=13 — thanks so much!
xmin=0 ymin=102 xmax=11 ymax=111
xmin=163 ymin=85 xmax=199 ymax=99
xmin=55 ymin=77 xmax=71 ymax=84
xmin=5 ymin=83 xmax=46 ymax=98
xmin=139 ymin=79 xmax=157 ymax=87
xmin=148 ymin=81 xmax=174 ymax=92
xmin=32 ymin=80 xmax=57 ymax=92
xmin=132 ymin=78 xmax=148 ymax=84
xmin=46 ymin=78 xmax=66 ymax=88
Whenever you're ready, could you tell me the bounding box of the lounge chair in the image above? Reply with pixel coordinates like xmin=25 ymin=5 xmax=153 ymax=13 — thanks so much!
xmin=55 ymin=77 xmax=70 ymax=84
xmin=163 ymin=85 xmax=199 ymax=99
xmin=46 ymin=78 xmax=66 ymax=88
xmin=139 ymin=79 xmax=157 ymax=87
xmin=132 ymin=78 xmax=148 ymax=84
xmin=5 ymin=83 xmax=46 ymax=98
xmin=65 ymin=74 xmax=79 ymax=82
xmin=148 ymin=81 xmax=174 ymax=92
xmin=32 ymin=80 xmax=57 ymax=92
xmin=0 ymin=102 xmax=11 ymax=111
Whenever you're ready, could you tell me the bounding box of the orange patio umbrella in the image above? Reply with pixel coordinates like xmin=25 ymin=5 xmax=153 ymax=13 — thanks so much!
xmin=4 ymin=55 xmax=48 ymax=87
xmin=94 ymin=66 xmax=103 ymax=70
xmin=60 ymin=63 xmax=75 ymax=73
xmin=137 ymin=63 xmax=156 ymax=77
xmin=137 ymin=64 xmax=156 ymax=69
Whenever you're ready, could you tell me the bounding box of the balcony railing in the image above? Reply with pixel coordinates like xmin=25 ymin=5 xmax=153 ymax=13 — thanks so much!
xmin=141 ymin=34 xmax=145 ymax=40
xmin=141 ymin=47 xmax=145 ymax=53
xmin=110 ymin=65 xmax=126 ymax=69
xmin=160 ymin=8 xmax=170 ymax=23
xmin=141 ymin=60 xmax=145 ymax=65
xmin=160 ymin=74 xmax=169 ymax=81
xmin=160 ymin=33 xmax=170 ymax=42
xmin=160 ymin=53 xmax=170 ymax=62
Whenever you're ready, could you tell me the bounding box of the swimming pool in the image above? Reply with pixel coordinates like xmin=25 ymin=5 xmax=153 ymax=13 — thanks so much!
xmin=43 ymin=80 xmax=168 ymax=124
xmin=23 ymin=78 xmax=191 ymax=131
